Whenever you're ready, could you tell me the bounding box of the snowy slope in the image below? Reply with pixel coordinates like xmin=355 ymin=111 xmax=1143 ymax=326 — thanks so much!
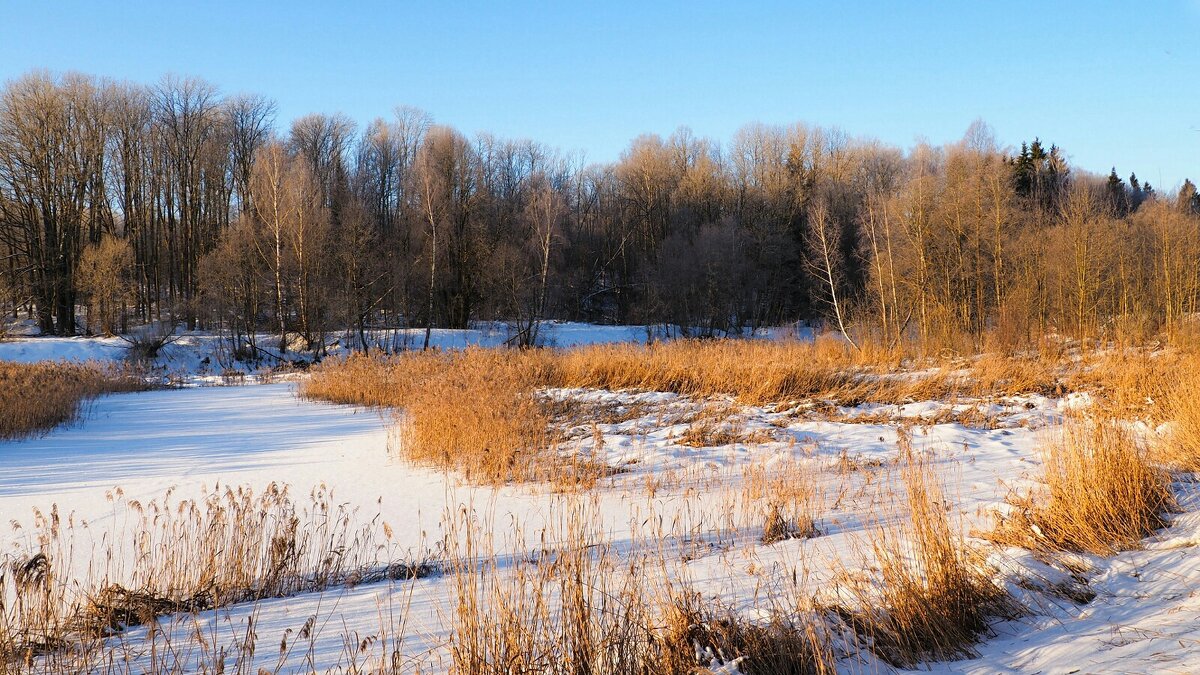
xmin=0 ymin=335 xmax=129 ymax=364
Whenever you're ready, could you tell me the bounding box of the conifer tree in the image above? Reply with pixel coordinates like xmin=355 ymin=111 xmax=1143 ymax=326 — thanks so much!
xmin=1178 ymin=179 xmax=1200 ymax=214
xmin=1105 ymin=168 xmax=1128 ymax=215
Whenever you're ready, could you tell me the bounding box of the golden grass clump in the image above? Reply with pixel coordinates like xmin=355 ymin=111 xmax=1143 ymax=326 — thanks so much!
xmin=307 ymin=338 xmax=1136 ymax=434
xmin=675 ymin=403 xmax=777 ymax=448
xmin=1062 ymin=350 xmax=1180 ymax=421
xmin=628 ymin=338 xmax=1180 ymax=407
xmin=1162 ymin=359 xmax=1200 ymax=471
xmin=991 ymin=418 xmax=1175 ymax=555
xmin=305 ymin=350 xmax=607 ymax=485
xmin=396 ymin=349 xmax=571 ymax=485
xmin=843 ymin=442 xmax=1013 ymax=668
xmin=552 ymin=338 xmax=934 ymax=406
xmin=660 ymin=592 xmax=836 ymax=675
xmin=301 ymin=350 xmax=435 ymax=407
xmin=966 ymin=352 xmax=1061 ymax=397
xmin=446 ymin=504 xmax=667 ymax=674
xmin=0 ymin=361 xmax=146 ymax=439
xmin=742 ymin=460 xmax=823 ymax=544
xmin=304 ymin=339 xmax=1188 ymax=488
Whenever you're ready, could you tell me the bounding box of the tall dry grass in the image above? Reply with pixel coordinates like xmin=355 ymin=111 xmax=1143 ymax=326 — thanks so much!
xmin=0 ymin=484 xmax=425 ymax=666
xmin=991 ymin=417 xmax=1175 ymax=555
xmin=1160 ymin=357 xmax=1200 ymax=471
xmin=10 ymin=584 xmax=424 ymax=674
xmin=305 ymin=350 xmax=608 ymax=485
xmin=551 ymin=338 xmax=944 ymax=405
xmin=304 ymin=338 xmax=955 ymax=413
xmin=0 ymin=361 xmax=147 ymax=439
xmin=967 ymin=351 xmax=1061 ymax=397
xmin=661 ymin=591 xmax=836 ymax=675
xmin=840 ymin=435 xmax=1014 ymax=668
xmin=303 ymin=338 xmax=1100 ymax=485
xmin=741 ymin=459 xmax=823 ymax=544
xmin=445 ymin=503 xmax=666 ymax=674
xmin=1064 ymin=350 xmax=1181 ymax=421
xmin=395 ymin=350 xmax=575 ymax=486
xmin=306 ymin=337 xmax=1172 ymax=428
xmin=443 ymin=500 xmax=837 ymax=675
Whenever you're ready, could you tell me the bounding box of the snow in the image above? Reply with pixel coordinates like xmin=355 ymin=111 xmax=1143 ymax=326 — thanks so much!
xmin=0 ymin=384 xmax=387 ymax=498
xmin=0 ymin=322 xmax=796 ymax=378
xmin=928 ymin=492 xmax=1200 ymax=675
xmin=2 ymin=358 xmax=1198 ymax=672
xmin=0 ymin=335 xmax=129 ymax=364
xmin=0 ymin=323 xmax=664 ymax=384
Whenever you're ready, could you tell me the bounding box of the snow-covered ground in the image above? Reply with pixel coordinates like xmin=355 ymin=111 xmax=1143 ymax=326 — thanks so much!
xmin=2 ymin=348 xmax=1198 ymax=672
xmin=0 ymin=321 xmax=808 ymax=382
xmin=0 ymin=322 xmax=753 ymax=367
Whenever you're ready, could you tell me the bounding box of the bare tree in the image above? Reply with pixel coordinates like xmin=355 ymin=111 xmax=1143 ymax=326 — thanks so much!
xmin=154 ymin=74 xmax=225 ymax=328
xmin=249 ymin=142 xmax=291 ymax=352
xmin=415 ymin=126 xmax=479 ymax=346
xmin=225 ymin=94 xmax=277 ymax=217
xmin=806 ymin=196 xmax=858 ymax=349
xmin=290 ymin=113 xmax=356 ymax=214
xmin=0 ymin=72 xmax=109 ymax=334
xmin=286 ymin=154 xmax=330 ymax=350
xmin=509 ymin=173 xmax=565 ymax=346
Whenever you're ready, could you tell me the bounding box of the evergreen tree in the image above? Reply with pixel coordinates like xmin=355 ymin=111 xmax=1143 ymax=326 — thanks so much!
xmin=1105 ymin=168 xmax=1128 ymax=215
xmin=1029 ymin=139 xmax=1046 ymax=162
xmin=1178 ymin=179 xmax=1200 ymax=214
xmin=1129 ymin=173 xmax=1144 ymax=209
xmin=1010 ymin=138 xmax=1067 ymax=212
xmin=1012 ymin=142 xmax=1034 ymax=196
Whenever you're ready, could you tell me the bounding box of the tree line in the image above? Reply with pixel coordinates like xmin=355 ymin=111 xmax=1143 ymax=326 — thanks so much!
xmin=1 ymin=70 xmax=1198 ymax=355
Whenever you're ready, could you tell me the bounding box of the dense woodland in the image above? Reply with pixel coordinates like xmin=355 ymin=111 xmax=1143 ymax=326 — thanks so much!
xmin=1 ymin=70 xmax=1199 ymax=355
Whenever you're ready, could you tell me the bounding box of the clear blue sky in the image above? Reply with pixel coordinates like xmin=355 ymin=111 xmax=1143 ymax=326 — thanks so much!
xmin=2 ymin=1 xmax=1197 ymax=188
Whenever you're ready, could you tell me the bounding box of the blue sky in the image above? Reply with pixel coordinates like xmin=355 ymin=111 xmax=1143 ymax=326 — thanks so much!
xmin=2 ymin=1 xmax=1197 ymax=187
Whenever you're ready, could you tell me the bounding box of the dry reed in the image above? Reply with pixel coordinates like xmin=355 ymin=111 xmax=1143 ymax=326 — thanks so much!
xmin=0 ymin=361 xmax=147 ymax=439
xmin=741 ymin=460 xmax=823 ymax=544
xmin=443 ymin=499 xmax=837 ymax=675
xmin=305 ymin=350 xmax=612 ymax=486
xmin=444 ymin=502 xmax=668 ymax=674
xmin=303 ymin=339 xmax=1110 ymax=486
xmin=840 ymin=436 xmax=1014 ymax=668
xmin=661 ymin=590 xmax=836 ymax=675
xmin=990 ymin=417 xmax=1175 ymax=555
xmin=1160 ymin=358 xmax=1200 ymax=471
xmin=0 ymin=483 xmax=425 ymax=666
